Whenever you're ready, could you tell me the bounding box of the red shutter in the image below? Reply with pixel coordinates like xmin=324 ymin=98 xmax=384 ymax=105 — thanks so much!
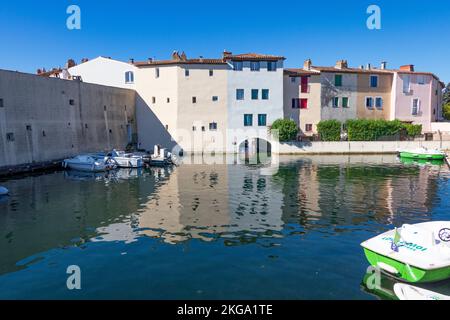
xmin=300 ymin=98 xmax=308 ymax=109
xmin=301 ymin=77 xmax=309 ymax=93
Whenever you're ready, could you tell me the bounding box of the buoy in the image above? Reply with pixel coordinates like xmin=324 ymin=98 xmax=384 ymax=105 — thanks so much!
xmin=0 ymin=186 xmax=9 ymax=196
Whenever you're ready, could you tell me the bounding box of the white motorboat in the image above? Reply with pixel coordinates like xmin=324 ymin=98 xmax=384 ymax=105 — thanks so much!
xmin=62 ymin=154 xmax=114 ymax=172
xmin=107 ymin=150 xmax=144 ymax=168
xmin=150 ymin=145 xmax=173 ymax=167
xmin=394 ymin=283 xmax=450 ymax=300
xmin=0 ymin=186 xmax=9 ymax=196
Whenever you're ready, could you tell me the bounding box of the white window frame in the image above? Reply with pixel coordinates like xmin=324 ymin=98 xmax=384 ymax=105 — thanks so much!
xmin=125 ymin=71 xmax=134 ymax=84
xmin=411 ymin=98 xmax=420 ymax=116
xmin=403 ymin=75 xmax=411 ymax=94
xmin=250 ymin=61 xmax=260 ymax=72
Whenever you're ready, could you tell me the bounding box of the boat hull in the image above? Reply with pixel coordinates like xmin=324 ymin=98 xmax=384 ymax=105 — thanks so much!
xmin=399 ymin=152 xmax=445 ymax=160
xmin=64 ymin=162 xmax=107 ymax=172
xmin=113 ymin=157 xmax=143 ymax=168
xmin=363 ymin=248 xmax=450 ymax=283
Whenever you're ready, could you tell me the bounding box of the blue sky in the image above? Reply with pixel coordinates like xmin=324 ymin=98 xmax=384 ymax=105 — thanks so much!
xmin=0 ymin=0 xmax=449 ymax=83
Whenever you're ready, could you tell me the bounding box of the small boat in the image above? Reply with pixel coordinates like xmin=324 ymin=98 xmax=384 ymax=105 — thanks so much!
xmin=398 ymin=147 xmax=446 ymax=160
xmin=361 ymin=221 xmax=450 ymax=283
xmin=0 ymin=186 xmax=9 ymax=196
xmin=394 ymin=283 xmax=450 ymax=300
xmin=62 ymin=154 xmax=115 ymax=172
xmin=149 ymin=145 xmax=173 ymax=167
xmin=107 ymin=150 xmax=144 ymax=168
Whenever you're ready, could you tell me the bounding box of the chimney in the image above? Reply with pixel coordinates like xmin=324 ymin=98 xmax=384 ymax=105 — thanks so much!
xmin=172 ymin=51 xmax=181 ymax=61
xmin=199 ymin=55 xmax=204 ymax=62
xmin=148 ymin=58 xmax=153 ymax=63
xmin=180 ymin=51 xmax=187 ymax=61
xmin=129 ymin=58 xmax=135 ymax=64
xmin=366 ymin=63 xmax=371 ymax=70
xmin=223 ymin=50 xmax=232 ymax=59
xmin=303 ymin=59 xmax=312 ymax=70
xmin=359 ymin=65 xmax=364 ymax=69
xmin=335 ymin=60 xmax=348 ymax=69
xmin=400 ymin=64 xmax=415 ymax=72
xmin=37 ymin=69 xmax=42 ymax=74
xmin=81 ymin=58 xmax=89 ymax=63
xmin=66 ymin=59 xmax=76 ymax=69
xmin=381 ymin=61 xmax=387 ymax=70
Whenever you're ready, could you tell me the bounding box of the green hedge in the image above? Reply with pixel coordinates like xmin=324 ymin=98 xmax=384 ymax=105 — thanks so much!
xmin=317 ymin=120 xmax=341 ymax=141
xmin=317 ymin=119 xmax=422 ymax=141
xmin=271 ymin=119 xmax=299 ymax=142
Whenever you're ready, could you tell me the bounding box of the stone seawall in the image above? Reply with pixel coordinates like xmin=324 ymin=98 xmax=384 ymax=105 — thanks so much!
xmin=0 ymin=69 xmax=136 ymax=174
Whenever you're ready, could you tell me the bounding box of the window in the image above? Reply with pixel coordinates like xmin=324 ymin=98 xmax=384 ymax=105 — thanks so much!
xmin=152 ymin=97 xmax=156 ymax=104
xmin=26 ymin=125 xmax=32 ymax=131
xmin=300 ymin=98 xmax=308 ymax=109
xmin=250 ymin=61 xmax=260 ymax=71
xmin=192 ymin=126 xmax=196 ymax=131
xmin=125 ymin=71 xmax=134 ymax=84
xmin=165 ymin=125 xmax=169 ymax=130
xmin=375 ymin=97 xmax=383 ymax=109
xmin=233 ymin=61 xmax=243 ymax=71
xmin=332 ymin=97 xmax=339 ymax=108
xmin=292 ymin=98 xmax=300 ymax=109
xmin=258 ymin=114 xmax=267 ymax=126
xmin=342 ymin=97 xmax=349 ymax=108
xmin=201 ymin=126 xmax=205 ymax=132
xmin=262 ymin=89 xmax=269 ymax=100
xmin=417 ymin=75 xmax=425 ymax=85
xmin=212 ymin=96 xmax=218 ymax=102
xmin=209 ymin=69 xmax=214 ymax=77
xmin=209 ymin=122 xmax=218 ymax=131
xmin=167 ymin=98 xmax=170 ymax=103
xmin=69 ymin=99 xmax=75 ymax=105
xmin=6 ymin=132 xmax=14 ymax=142
xmin=267 ymin=61 xmax=277 ymax=72
xmin=291 ymin=77 xmax=297 ymax=83
xmin=192 ymin=97 xmax=197 ymax=104
xmin=155 ymin=68 xmax=160 ymax=78
xmin=305 ymin=124 xmax=313 ymax=132
xmin=335 ymin=74 xmax=342 ymax=87
xmin=412 ymin=98 xmax=420 ymax=115
xmin=185 ymin=69 xmax=190 ymax=77
xmin=236 ymin=89 xmax=244 ymax=100
xmin=366 ymin=97 xmax=374 ymax=109
xmin=244 ymin=114 xmax=253 ymax=126
xmin=301 ymin=76 xmax=309 ymax=93
xmin=370 ymin=75 xmax=378 ymax=88
xmin=251 ymin=89 xmax=259 ymax=100
xmin=0 ymin=98 xmax=3 ymax=108
xmin=403 ymin=75 xmax=411 ymax=93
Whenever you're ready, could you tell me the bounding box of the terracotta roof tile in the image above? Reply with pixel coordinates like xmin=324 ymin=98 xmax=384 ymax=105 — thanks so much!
xmin=284 ymin=68 xmax=320 ymax=76
xmin=226 ymin=53 xmax=285 ymax=61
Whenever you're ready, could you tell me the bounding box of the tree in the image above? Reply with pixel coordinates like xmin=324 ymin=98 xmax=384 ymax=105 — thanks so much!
xmin=444 ymin=83 xmax=450 ymax=105
xmin=443 ymin=103 xmax=450 ymax=120
xmin=270 ymin=119 xmax=298 ymax=142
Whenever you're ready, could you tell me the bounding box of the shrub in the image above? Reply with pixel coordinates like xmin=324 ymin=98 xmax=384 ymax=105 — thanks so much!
xmin=346 ymin=119 xmax=405 ymax=141
xmin=403 ymin=123 xmax=422 ymax=137
xmin=443 ymin=103 xmax=450 ymax=120
xmin=317 ymin=120 xmax=341 ymax=141
xmin=270 ymin=119 xmax=298 ymax=142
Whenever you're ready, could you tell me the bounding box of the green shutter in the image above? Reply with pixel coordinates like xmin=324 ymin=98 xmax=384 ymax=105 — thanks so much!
xmin=335 ymin=75 xmax=342 ymax=87
xmin=342 ymin=97 xmax=349 ymax=108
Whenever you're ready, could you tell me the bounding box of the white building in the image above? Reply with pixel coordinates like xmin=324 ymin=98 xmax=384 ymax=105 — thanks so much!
xmin=225 ymin=52 xmax=285 ymax=153
xmin=68 ymin=56 xmax=137 ymax=89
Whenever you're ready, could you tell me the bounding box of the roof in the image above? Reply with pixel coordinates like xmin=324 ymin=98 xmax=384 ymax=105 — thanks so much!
xmin=311 ymin=66 xmax=393 ymax=75
xmin=225 ymin=53 xmax=285 ymax=61
xmin=133 ymin=58 xmax=226 ymax=67
xmin=38 ymin=68 xmax=63 ymax=77
xmin=284 ymin=68 xmax=320 ymax=76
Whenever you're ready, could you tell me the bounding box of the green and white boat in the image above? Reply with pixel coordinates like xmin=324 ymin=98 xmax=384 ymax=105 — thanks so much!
xmin=361 ymin=221 xmax=450 ymax=283
xmin=394 ymin=283 xmax=450 ymax=300
xmin=398 ymin=148 xmax=446 ymax=160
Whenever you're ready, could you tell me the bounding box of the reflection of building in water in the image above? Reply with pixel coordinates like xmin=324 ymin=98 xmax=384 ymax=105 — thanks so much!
xmin=137 ymin=164 xmax=230 ymax=244
xmin=226 ymin=164 xmax=284 ymax=234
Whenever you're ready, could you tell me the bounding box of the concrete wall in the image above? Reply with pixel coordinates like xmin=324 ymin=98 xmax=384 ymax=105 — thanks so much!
xmin=275 ymin=140 xmax=450 ymax=154
xmin=0 ymin=69 xmax=136 ymax=169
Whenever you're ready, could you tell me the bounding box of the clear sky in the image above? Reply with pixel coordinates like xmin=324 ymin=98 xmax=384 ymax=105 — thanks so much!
xmin=0 ymin=0 xmax=449 ymax=83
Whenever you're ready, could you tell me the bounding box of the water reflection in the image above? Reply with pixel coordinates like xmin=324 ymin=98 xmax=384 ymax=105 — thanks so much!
xmin=0 ymin=154 xmax=449 ymax=298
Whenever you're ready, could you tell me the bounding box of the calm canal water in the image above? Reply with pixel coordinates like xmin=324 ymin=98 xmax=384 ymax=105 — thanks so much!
xmin=1 ymin=154 xmax=450 ymax=300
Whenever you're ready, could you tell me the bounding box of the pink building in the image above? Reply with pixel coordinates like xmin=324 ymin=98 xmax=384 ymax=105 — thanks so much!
xmin=391 ymin=65 xmax=444 ymax=132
